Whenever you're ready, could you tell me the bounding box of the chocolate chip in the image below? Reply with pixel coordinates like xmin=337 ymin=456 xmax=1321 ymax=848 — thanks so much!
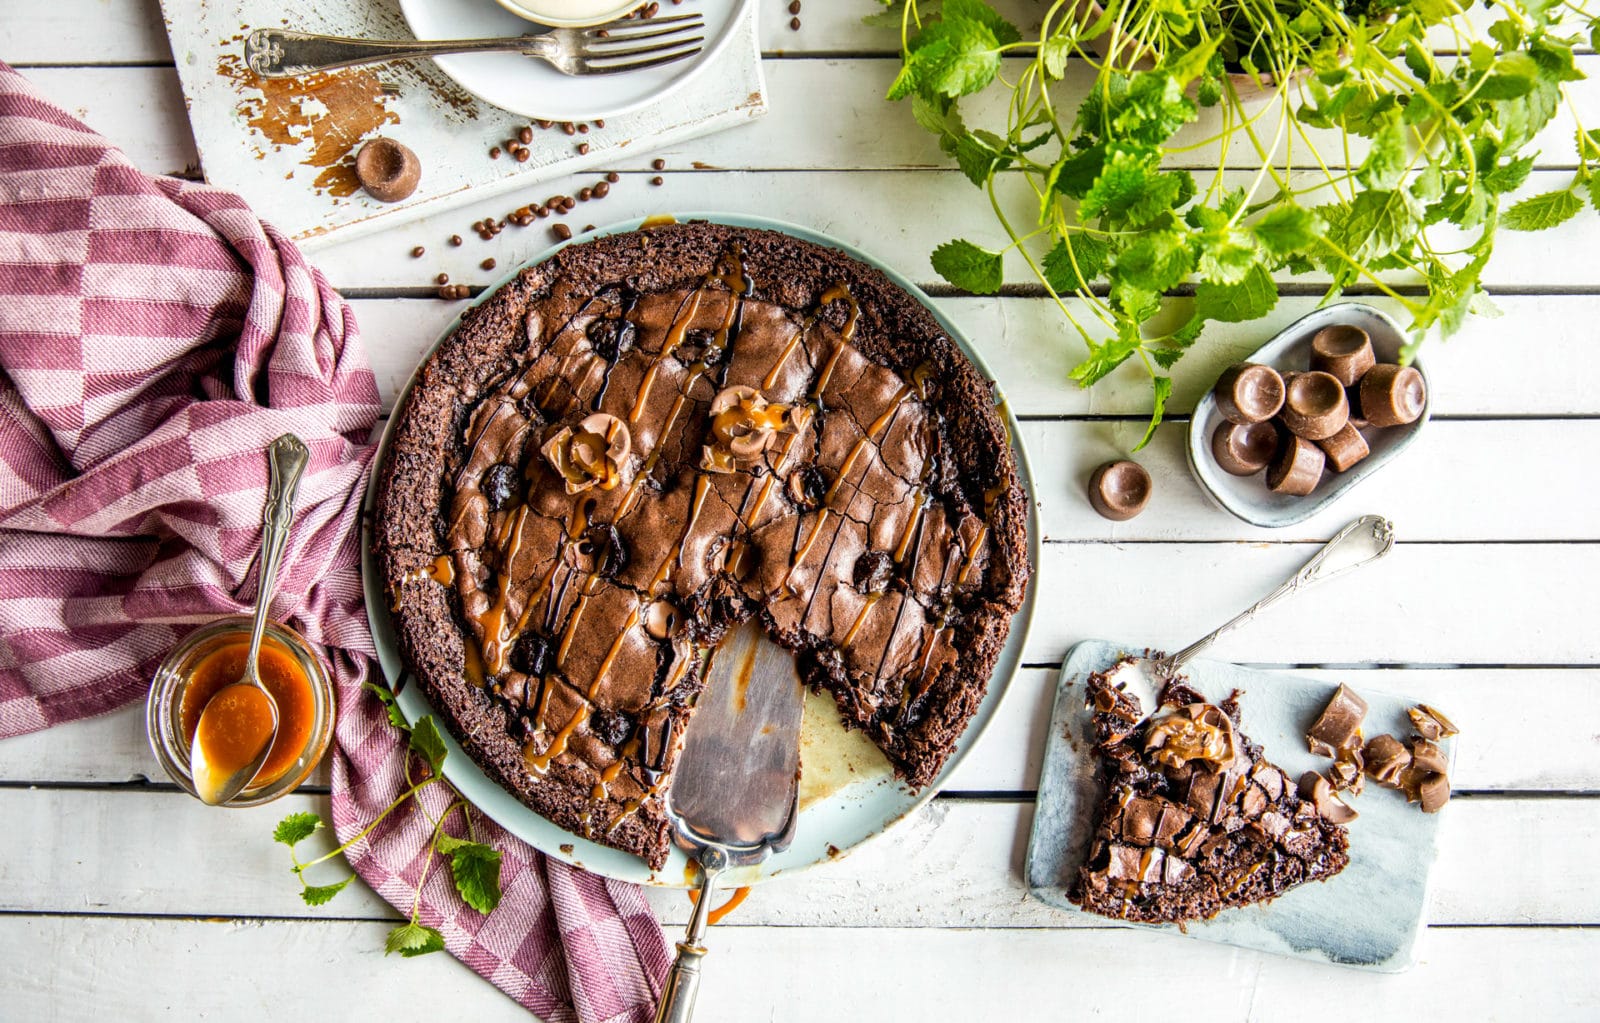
xmin=606 ymin=171 xmax=620 ymax=183
xmin=510 ymin=632 xmax=553 ymax=677
xmin=579 ymin=523 xmax=629 ymax=578
xmin=580 ymin=187 xmax=593 ymax=201
xmin=652 ymin=158 xmax=667 ymax=170
xmin=593 ymin=181 xmax=610 ymax=198
xmin=515 ymin=148 xmax=530 ymax=163
xmin=537 ymin=119 xmax=553 ymax=129
xmin=481 ymin=258 xmax=497 ymax=271
xmin=788 ymin=0 xmax=800 ymax=11
xmin=411 ymin=245 xmax=425 ymax=257
xmin=589 ymin=709 xmax=634 ymax=746
xmin=577 ymin=143 xmax=590 ymax=155
xmin=435 ymin=272 xmax=449 ymax=285
xmin=586 ymin=316 xmax=637 ymax=360
xmin=449 ymin=234 xmax=463 ymax=246
xmin=790 ymin=16 xmax=801 ymax=29
xmin=519 ymin=126 xmax=534 ymax=144
xmin=553 ymin=223 xmax=572 ymax=241
xmin=650 ymin=175 xmax=664 ymax=186
xmin=562 ymin=122 xmax=576 ymax=135
xmin=489 ymin=147 xmax=501 ymax=159
xmin=853 ymin=550 xmax=894 ymax=594
xmin=578 ymin=122 xmax=590 ymax=134
xmin=481 ymin=462 xmax=520 ymax=510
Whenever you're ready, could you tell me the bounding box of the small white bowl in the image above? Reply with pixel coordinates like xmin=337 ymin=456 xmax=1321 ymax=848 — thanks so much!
xmin=1186 ymin=303 xmax=1430 ymax=528
xmin=491 ymin=0 xmax=637 ymax=28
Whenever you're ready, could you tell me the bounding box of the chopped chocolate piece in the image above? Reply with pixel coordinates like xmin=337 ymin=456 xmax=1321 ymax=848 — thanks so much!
xmin=1417 ymin=772 xmax=1450 ymax=813
xmin=1408 ymin=703 xmax=1459 ymax=740
xmin=480 ymin=462 xmax=520 ymax=511
xmin=1298 ymin=771 xmax=1359 ymax=823
xmin=1328 ymin=755 xmax=1364 ymax=794
xmin=1069 ymin=664 xmax=1350 ymax=924
xmin=1363 ymin=733 xmax=1411 ymax=787
xmin=1306 ymin=683 xmax=1368 ymax=757
xmin=852 ymin=550 xmax=894 ymax=594
xmin=1409 ymin=736 xmax=1448 ymax=775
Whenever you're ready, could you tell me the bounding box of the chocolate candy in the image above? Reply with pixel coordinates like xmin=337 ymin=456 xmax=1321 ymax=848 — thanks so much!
xmin=1358 ymin=363 xmax=1426 ymax=427
xmin=1211 ymin=420 xmax=1278 ymax=476
xmin=1087 ymin=460 xmax=1151 ymax=521
xmin=1310 ymin=324 xmax=1376 ymax=387
xmin=354 ymin=137 xmax=421 ymax=203
xmin=1279 ymin=370 xmax=1349 ymax=441
xmin=1266 ymin=434 xmax=1324 ymax=495
xmin=1316 ymin=422 xmax=1370 ymax=472
xmin=1213 ymin=363 xmax=1285 ymax=425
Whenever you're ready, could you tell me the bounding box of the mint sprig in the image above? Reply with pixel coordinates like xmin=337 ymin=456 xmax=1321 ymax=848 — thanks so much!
xmin=272 ymin=687 xmax=503 ymax=958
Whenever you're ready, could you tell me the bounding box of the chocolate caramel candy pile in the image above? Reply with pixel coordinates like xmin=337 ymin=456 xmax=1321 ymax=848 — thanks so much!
xmin=1298 ymin=683 xmax=1458 ymax=817
xmin=1208 ymin=324 xmax=1426 ymax=497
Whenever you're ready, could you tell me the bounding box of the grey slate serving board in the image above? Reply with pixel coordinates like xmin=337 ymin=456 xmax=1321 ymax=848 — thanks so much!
xmin=1025 ymin=639 xmax=1453 ymax=972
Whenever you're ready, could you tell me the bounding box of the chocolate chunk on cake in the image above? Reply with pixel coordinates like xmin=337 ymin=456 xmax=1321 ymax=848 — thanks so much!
xmin=1070 ymin=662 xmax=1350 ymax=923
xmin=375 ymin=222 xmax=1030 ymax=868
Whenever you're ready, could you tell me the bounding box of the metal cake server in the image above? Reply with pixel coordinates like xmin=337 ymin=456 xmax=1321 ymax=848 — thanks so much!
xmin=653 ymin=621 xmax=804 ymax=1023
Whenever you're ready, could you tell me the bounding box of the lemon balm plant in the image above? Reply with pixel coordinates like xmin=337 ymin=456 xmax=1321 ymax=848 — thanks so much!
xmin=880 ymin=0 xmax=1600 ymax=444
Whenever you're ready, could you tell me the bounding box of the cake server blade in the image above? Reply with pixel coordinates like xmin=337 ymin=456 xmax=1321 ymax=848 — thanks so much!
xmin=653 ymin=621 xmax=803 ymax=1023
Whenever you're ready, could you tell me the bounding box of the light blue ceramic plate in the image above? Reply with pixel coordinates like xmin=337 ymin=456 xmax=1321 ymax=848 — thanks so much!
xmin=1025 ymin=640 xmax=1452 ymax=971
xmin=361 ymin=213 xmax=1039 ymax=887
xmin=1187 ymin=303 xmax=1430 ymax=528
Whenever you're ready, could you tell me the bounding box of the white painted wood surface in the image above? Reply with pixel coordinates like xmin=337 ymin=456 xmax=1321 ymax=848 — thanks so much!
xmin=2 ymin=2 xmax=1598 ymax=1019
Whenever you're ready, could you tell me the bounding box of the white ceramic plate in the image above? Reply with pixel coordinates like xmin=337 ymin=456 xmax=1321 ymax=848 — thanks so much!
xmin=361 ymin=213 xmax=1040 ymax=888
xmin=397 ymin=0 xmax=748 ymax=121
xmin=1186 ymin=303 xmax=1430 ymax=529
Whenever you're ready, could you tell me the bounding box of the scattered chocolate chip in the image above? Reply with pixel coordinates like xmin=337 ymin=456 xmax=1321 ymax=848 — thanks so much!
xmin=578 ymin=123 xmax=590 ymax=134
xmin=562 ymin=122 xmax=577 ymax=136
xmin=481 ymin=258 xmax=497 ymax=271
xmin=536 ymin=205 xmax=550 ymax=218
xmin=411 ymin=245 xmax=425 ymax=258
xmin=489 ymin=146 xmax=501 ymax=159
xmin=481 ymin=462 xmax=520 ymax=510
xmin=553 ymin=223 xmax=573 ymax=241
xmin=435 ymin=272 xmax=450 ymax=285
xmin=449 ymin=235 xmax=463 ymax=247
xmin=606 ymin=171 xmax=620 ymax=183
xmin=651 ymin=175 xmax=664 ymax=186
xmin=594 ymin=181 xmax=610 ymax=198
xmin=515 ymin=148 xmax=530 ymax=163
xmin=589 ymin=709 xmax=634 ymax=746
xmin=518 ymin=126 xmax=534 ymax=144
xmin=537 ymin=119 xmax=553 ymax=129
xmin=790 ymin=16 xmax=801 ymax=29
xmin=652 ymin=158 xmax=667 ymax=170
xmin=577 ymin=143 xmax=590 ymax=155
xmin=853 ymin=550 xmax=894 ymax=594
xmin=788 ymin=0 xmax=800 ymax=12
xmin=510 ymin=632 xmax=553 ymax=676
xmin=580 ymin=187 xmax=593 ymax=201
xmin=594 ymin=119 xmax=606 ymax=128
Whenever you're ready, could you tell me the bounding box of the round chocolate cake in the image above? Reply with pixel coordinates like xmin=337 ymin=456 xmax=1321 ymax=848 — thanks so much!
xmin=376 ymin=222 xmax=1030 ymax=869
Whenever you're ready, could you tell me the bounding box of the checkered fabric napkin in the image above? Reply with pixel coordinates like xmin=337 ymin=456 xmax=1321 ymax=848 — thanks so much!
xmin=0 ymin=61 xmax=667 ymax=1023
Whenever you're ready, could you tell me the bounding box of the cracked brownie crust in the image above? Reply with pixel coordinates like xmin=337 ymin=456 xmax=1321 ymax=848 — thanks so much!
xmin=375 ymin=222 xmax=1030 ymax=868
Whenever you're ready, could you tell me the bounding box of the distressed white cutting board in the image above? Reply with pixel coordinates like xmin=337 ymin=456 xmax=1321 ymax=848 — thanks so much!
xmin=156 ymin=0 xmax=766 ymax=247
xmin=1026 ymin=639 xmax=1454 ymax=972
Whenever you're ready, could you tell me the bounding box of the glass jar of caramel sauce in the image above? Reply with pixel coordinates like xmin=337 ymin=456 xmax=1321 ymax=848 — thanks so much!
xmin=146 ymin=616 xmax=334 ymax=806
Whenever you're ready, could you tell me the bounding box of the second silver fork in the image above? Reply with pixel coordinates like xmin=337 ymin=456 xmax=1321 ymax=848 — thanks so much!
xmin=245 ymin=14 xmax=705 ymax=78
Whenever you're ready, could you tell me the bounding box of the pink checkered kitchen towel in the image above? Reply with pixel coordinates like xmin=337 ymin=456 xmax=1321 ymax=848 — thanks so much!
xmin=0 ymin=62 xmax=667 ymax=1023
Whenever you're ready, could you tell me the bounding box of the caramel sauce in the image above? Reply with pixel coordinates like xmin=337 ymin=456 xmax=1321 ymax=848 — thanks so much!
xmin=587 ymin=607 xmax=640 ymax=699
xmin=591 ymin=738 xmax=640 ymax=802
xmin=631 ymin=291 xmax=705 ymax=423
xmin=478 ymin=505 xmax=530 ymax=675
xmin=529 ymin=704 xmax=586 ymax=774
xmin=892 ymin=495 xmax=926 ymax=564
xmin=842 ymin=593 xmax=883 ymax=647
xmin=955 ymin=525 xmax=988 ymax=587
xmin=404 ymin=554 xmax=455 ymax=588
xmin=687 ymin=885 xmax=752 ymax=926
xmin=180 ymin=638 xmax=315 ymax=789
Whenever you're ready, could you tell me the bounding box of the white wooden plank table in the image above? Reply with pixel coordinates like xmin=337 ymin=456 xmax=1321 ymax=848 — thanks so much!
xmin=3 ymin=2 xmax=1599 ymax=1018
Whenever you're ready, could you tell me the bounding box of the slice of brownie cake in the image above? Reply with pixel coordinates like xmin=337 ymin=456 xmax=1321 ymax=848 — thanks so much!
xmin=1069 ymin=661 xmax=1350 ymax=924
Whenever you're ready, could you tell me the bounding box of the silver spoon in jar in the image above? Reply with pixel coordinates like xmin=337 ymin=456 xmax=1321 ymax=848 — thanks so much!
xmin=190 ymin=434 xmax=309 ymax=805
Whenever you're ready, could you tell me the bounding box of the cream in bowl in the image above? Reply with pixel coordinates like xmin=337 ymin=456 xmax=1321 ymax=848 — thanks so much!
xmin=492 ymin=0 xmax=642 ymax=28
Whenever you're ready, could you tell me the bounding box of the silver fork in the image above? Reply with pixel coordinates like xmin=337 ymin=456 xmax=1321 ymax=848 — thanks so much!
xmin=244 ymin=15 xmax=705 ymax=78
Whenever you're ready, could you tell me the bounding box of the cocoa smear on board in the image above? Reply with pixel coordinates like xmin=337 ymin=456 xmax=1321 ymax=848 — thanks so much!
xmin=216 ymin=49 xmax=399 ymax=198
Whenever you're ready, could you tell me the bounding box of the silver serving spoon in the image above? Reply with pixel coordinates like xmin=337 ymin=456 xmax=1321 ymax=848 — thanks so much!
xmin=1149 ymin=513 xmax=1396 ymax=679
xmin=189 ymin=434 xmax=309 ymax=805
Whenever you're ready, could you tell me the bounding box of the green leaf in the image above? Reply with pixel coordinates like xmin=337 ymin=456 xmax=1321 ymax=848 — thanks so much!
xmin=409 ymin=715 xmax=448 ymax=773
xmin=886 ymin=61 xmax=919 ymax=102
xmin=363 ymin=681 xmax=410 ymax=732
xmin=1040 ymin=35 xmax=1073 ymax=79
xmin=910 ymin=19 xmax=1003 ymax=99
xmin=1481 ymin=155 xmax=1535 ymax=195
xmin=943 ymin=0 xmax=1021 ymax=45
xmin=1080 ymin=145 xmax=1183 ymax=227
xmin=1502 ymin=189 xmax=1583 ymax=231
xmin=1195 ymin=75 xmax=1223 ymax=108
xmin=1335 ymin=189 xmax=1421 ymax=263
xmin=1041 ymin=236 xmax=1108 ymax=293
xmin=274 ymin=812 xmax=323 ymax=846
xmin=1069 ymin=323 xmax=1144 ymax=389
xmin=1159 ymin=34 xmax=1220 ymax=88
xmin=1356 ymin=112 xmax=1407 ymax=190
xmin=1252 ymin=205 xmax=1321 ymax=258
xmin=951 ymin=133 xmax=1007 ymax=186
xmin=301 ymin=877 xmax=353 ymax=907
xmin=385 ymin=921 xmax=446 ymax=958
xmin=1052 ymin=143 xmax=1106 ymax=199
xmin=1194 ymin=264 xmax=1277 ymax=323
xmin=1498 ymin=77 xmax=1560 ymax=150
xmin=1110 ymin=229 xmax=1193 ymax=312
xmin=1132 ymin=376 xmax=1173 ymax=453
xmin=438 ymin=837 xmax=503 ymax=915
xmin=931 ymin=239 xmax=1004 ymax=294
xmin=1588 ymin=176 xmax=1600 ymax=215
xmin=1475 ymin=53 xmax=1539 ymax=100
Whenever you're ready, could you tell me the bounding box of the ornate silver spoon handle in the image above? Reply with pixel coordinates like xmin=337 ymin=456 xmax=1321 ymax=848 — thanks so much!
xmin=1152 ymin=514 xmax=1395 ymax=678
xmin=244 ymin=434 xmax=309 ymax=670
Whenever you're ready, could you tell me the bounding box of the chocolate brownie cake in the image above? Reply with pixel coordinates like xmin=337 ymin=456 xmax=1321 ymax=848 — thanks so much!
xmin=375 ymin=221 xmax=1030 ymax=869
xmin=1070 ymin=662 xmax=1350 ymax=923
